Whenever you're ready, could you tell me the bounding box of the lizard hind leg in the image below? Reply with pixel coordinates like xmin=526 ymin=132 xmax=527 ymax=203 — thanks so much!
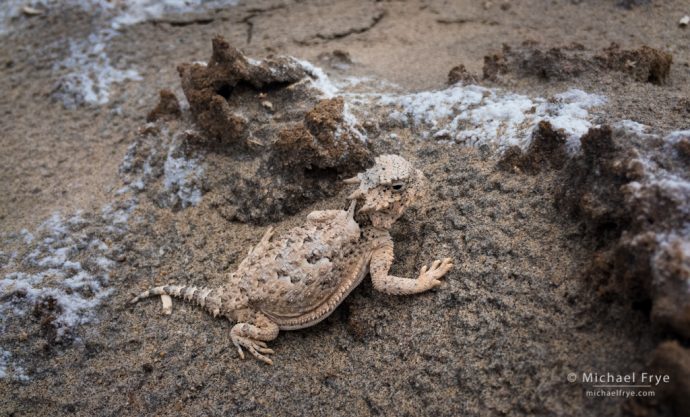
xmin=231 ymin=312 xmax=279 ymax=365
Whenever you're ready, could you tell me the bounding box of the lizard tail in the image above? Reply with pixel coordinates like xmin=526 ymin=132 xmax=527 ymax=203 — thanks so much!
xmin=129 ymin=285 xmax=223 ymax=317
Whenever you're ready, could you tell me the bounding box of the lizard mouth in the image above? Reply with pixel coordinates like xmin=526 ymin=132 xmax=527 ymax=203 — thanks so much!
xmin=369 ymin=210 xmax=398 ymax=229
xmin=350 ymin=186 xmax=400 ymax=214
xmin=357 ymin=198 xmax=381 ymax=215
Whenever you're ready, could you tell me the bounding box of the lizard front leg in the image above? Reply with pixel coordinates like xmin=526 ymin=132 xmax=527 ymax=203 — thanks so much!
xmin=370 ymin=233 xmax=453 ymax=295
xmin=231 ymin=310 xmax=279 ymax=365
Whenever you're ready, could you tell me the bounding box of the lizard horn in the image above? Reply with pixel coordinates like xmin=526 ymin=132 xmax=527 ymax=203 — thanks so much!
xmin=358 ymin=200 xmax=376 ymax=214
xmin=347 ymin=200 xmax=357 ymax=219
xmin=348 ymin=189 xmax=365 ymax=200
xmin=343 ymin=176 xmax=360 ymax=184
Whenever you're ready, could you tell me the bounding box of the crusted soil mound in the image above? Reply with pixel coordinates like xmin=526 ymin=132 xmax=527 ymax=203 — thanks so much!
xmin=497 ymin=121 xmax=569 ymax=174
xmin=168 ymin=36 xmax=370 ymax=223
xmin=498 ymin=120 xmax=690 ymax=415
xmin=177 ymin=36 xmax=309 ymax=144
xmin=483 ymin=42 xmax=672 ymax=85
xmin=626 ymin=341 xmax=690 ymax=416
xmin=146 ymin=89 xmax=181 ymax=122
xmin=555 ymin=126 xmax=690 ymax=340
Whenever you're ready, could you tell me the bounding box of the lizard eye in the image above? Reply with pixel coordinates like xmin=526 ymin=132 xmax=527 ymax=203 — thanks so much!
xmin=391 ymin=182 xmax=405 ymax=192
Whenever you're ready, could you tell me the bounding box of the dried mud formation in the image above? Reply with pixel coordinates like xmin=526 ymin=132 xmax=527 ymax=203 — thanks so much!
xmin=497 ymin=121 xmax=568 ymax=174
xmin=486 ymin=37 xmax=689 ymax=414
xmin=483 ymin=42 xmax=672 ymax=85
xmin=127 ymin=36 xmax=370 ymax=222
xmin=633 ymin=341 xmax=690 ymax=415
xmin=180 ymin=36 xmax=370 ymax=223
xmin=556 ymin=127 xmax=690 ymax=340
xmin=500 ymin=120 xmax=690 ymax=416
xmin=146 ymin=89 xmax=181 ymax=123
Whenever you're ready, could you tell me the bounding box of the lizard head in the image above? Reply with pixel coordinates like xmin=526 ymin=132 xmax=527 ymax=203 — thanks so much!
xmin=345 ymin=154 xmax=428 ymax=229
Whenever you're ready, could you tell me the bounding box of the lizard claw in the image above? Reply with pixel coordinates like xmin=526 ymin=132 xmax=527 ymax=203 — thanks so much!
xmin=417 ymin=257 xmax=453 ymax=291
xmin=231 ymin=334 xmax=275 ymax=365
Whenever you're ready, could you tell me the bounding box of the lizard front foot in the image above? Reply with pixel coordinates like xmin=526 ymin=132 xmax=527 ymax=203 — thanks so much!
xmin=231 ymin=333 xmax=275 ymax=365
xmin=417 ymin=258 xmax=453 ymax=291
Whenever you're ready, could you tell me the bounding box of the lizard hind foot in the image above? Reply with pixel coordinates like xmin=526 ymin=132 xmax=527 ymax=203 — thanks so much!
xmin=230 ymin=319 xmax=278 ymax=365
xmin=231 ymin=334 xmax=275 ymax=365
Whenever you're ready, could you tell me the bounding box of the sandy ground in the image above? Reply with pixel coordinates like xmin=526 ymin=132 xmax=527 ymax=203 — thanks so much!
xmin=1 ymin=1 xmax=689 ymax=416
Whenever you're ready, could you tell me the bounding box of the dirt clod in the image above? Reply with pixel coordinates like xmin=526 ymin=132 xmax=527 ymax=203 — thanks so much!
xmin=447 ymin=64 xmax=479 ymax=85
xmin=483 ymin=42 xmax=672 ymax=85
xmin=556 ymin=125 xmax=690 ymax=339
xmin=627 ymin=341 xmax=690 ymax=416
xmin=178 ymin=36 xmax=307 ymax=144
xmin=318 ymin=50 xmax=354 ymax=70
xmin=168 ymin=37 xmax=371 ymax=223
xmin=497 ymin=121 xmax=567 ymax=174
xmin=146 ymin=89 xmax=181 ymax=122
xmin=602 ymin=43 xmax=672 ymax=85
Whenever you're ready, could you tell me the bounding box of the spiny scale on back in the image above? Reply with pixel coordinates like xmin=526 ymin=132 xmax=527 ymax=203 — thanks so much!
xmin=236 ymin=201 xmax=362 ymax=322
xmin=130 ymin=155 xmax=453 ymax=364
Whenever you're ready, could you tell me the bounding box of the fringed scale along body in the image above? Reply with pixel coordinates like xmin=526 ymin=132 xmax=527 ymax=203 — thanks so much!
xmin=130 ymin=285 xmax=224 ymax=317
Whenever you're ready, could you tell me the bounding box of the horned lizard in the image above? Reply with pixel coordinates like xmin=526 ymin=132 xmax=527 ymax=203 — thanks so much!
xmin=130 ymin=155 xmax=453 ymax=364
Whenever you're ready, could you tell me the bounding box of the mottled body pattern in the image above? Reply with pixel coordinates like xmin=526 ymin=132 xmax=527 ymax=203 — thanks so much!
xmin=130 ymin=155 xmax=453 ymax=364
